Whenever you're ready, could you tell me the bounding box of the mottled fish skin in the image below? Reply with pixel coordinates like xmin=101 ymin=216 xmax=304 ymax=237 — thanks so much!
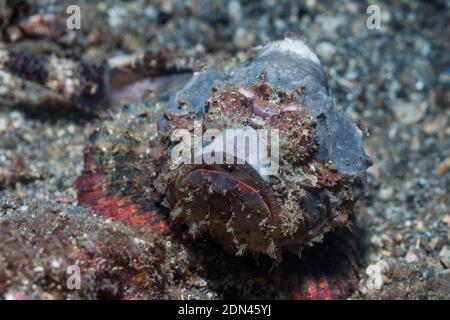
xmin=175 ymin=39 xmax=369 ymax=176
xmin=162 ymin=39 xmax=370 ymax=176
xmin=163 ymin=39 xmax=369 ymax=258
xmin=166 ymin=69 xmax=226 ymax=116
xmin=0 ymin=49 xmax=109 ymax=112
xmin=75 ymin=38 xmax=370 ymax=300
xmin=0 ymin=48 xmax=193 ymax=114
xmin=75 ymin=102 xmax=170 ymax=234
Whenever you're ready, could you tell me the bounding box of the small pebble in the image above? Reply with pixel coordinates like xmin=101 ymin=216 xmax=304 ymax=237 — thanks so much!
xmin=316 ymin=42 xmax=336 ymax=61
xmin=442 ymin=214 xmax=450 ymax=225
xmin=233 ymin=28 xmax=255 ymax=50
xmin=405 ymin=250 xmax=419 ymax=263
xmin=379 ymin=187 xmax=394 ymax=200
xmin=394 ymin=233 xmax=404 ymax=244
xmin=436 ymin=157 xmax=450 ymax=176
xmin=392 ymin=100 xmax=428 ymax=125
xmin=439 ymin=246 xmax=450 ymax=268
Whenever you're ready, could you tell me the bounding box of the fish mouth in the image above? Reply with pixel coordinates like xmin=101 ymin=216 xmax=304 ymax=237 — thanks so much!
xmin=169 ymin=162 xmax=277 ymax=215
xmin=166 ymin=161 xmax=286 ymax=258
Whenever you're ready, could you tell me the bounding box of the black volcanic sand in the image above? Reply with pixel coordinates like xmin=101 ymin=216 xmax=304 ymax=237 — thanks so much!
xmin=0 ymin=0 xmax=449 ymax=299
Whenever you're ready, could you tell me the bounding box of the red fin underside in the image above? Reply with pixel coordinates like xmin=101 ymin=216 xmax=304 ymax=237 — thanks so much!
xmin=75 ymin=151 xmax=168 ymax=234
xmin=74 ymin=103 xmax=167 ymax=233
xmin=278 ymin=229 xmax=361 ymax=300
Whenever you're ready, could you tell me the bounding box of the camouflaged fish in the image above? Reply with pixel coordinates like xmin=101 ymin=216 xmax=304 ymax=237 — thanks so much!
xmin=1 ymin=38 xmax=370 ymax=299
